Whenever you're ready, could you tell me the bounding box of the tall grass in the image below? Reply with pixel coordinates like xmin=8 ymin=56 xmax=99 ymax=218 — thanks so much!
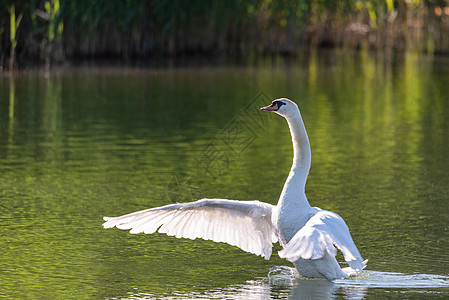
xmin=1 ymin=0 xmax=448 ymax=70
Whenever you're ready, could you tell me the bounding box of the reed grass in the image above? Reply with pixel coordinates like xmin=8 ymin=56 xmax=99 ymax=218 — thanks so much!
xmin=1 ymin=0 xmax=448 ymax=70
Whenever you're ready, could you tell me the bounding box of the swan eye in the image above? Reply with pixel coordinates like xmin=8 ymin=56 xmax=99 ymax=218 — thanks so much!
xmin=273 ymin=101 xmax=286 ymax=110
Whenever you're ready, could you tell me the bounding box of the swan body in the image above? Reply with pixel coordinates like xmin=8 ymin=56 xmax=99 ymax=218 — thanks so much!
xmin=103 ymin=98 xmax=366 ymax=280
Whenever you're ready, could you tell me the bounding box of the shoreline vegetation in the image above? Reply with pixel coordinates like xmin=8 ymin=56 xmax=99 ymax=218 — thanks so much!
xmin=2 ymin=0 xmax=449 ymax=71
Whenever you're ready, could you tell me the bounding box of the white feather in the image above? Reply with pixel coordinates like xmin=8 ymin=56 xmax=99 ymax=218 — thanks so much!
xmin=278 ymin=210 xmax=364 ymax=271
xmin=103 ymin=199 xmax=275 ymax=260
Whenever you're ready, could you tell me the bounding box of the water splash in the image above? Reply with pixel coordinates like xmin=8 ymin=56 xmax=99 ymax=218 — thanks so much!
xmin=268 ymin=265 xmax=449 ymax=289
xmin=336 ymin=270 xmax=449 ymax=289
xmin=265 ymin=266 xmax=449 ymax=299
xmin=267 ymin=266 xmax=299 ymax=286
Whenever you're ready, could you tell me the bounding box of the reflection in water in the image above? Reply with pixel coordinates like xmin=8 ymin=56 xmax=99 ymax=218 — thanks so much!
xmin=8 ymin=77 xmax=15 ymax=144
xmin=290 ymin=279 xmax=366 ymax=300
xmin=119 ymin=267 xmax=449 ymax=300
xmin=267 ymin=266 xmax=367 ymax=300
xmin=120 ymin=278 xmax=365 ymax=300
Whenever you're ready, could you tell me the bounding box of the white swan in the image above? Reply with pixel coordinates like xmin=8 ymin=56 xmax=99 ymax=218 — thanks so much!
xmin=103 ymin=98 xmax=366 ymax=280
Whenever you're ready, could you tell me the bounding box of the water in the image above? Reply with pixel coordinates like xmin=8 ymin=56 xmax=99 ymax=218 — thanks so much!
xmin=1 ymin=50 xmax=449 ymax=299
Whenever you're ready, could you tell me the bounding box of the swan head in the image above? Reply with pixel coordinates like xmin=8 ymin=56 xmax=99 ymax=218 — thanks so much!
xmin=260 ymin=98 xmax=299 ymax=118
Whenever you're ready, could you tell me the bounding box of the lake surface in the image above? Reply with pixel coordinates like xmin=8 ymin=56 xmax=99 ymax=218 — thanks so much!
xmin=1 ymin=50 xmax=449 ymax=299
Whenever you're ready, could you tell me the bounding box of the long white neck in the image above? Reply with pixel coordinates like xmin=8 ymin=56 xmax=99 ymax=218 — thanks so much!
xmin=278 ymin=108 xmax=311 ymax=209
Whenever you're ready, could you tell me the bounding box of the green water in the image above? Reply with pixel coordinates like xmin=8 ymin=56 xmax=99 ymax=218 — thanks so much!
xmin=1 ymin=50 xmax=449 ymax=299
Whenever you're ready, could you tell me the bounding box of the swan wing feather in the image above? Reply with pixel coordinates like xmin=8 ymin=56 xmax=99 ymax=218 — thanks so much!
xmin=278 ymin=210 xmax=365 ymax=271
xmin=103 ymin=198 xmax=276 ymax=260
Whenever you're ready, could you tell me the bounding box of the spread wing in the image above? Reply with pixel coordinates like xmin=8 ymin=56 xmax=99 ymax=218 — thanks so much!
xmin=103 ymin=198 xmax=276 ymax=260
xmin=278 ymin=210 xmax=365 ymax=271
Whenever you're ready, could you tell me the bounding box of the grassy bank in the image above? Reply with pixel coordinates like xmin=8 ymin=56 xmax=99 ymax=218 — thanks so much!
xmin=1 ymin=0 xmax=449 ymax=70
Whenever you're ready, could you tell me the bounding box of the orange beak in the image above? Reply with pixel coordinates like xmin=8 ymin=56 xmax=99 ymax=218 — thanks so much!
xmin=260 ymin=102 xmax=279 ymax=111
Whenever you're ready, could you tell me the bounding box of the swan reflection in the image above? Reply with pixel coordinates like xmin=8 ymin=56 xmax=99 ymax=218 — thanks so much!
xmin=117 ymin=270 xmax=449 ymax=299
xmin=119 ymin=269 xmax=368 ymax=299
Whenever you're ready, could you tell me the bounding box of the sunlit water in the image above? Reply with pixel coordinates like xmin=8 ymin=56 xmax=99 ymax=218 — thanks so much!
xmin=116 ymin=267 xmax=449 ymax=299
xmin=1 ymin=50 xmax=449 ymax=299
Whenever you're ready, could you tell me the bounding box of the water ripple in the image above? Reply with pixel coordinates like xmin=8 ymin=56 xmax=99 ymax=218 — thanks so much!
xmin=336 ymin=270 xmax=449 ymax=289
xmin=115 ymin=267 xmax=449 ymax=299
xmin=267 ymin=266 xmax=449 ymax=289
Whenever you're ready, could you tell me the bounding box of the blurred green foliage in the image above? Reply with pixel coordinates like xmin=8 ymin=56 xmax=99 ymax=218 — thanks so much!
xmin=1 ymin=0 xmax=449 ymax=68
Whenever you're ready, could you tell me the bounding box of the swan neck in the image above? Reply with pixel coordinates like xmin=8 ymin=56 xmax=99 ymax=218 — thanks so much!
xmin=274 ymin=109 xmax=312 ymax=241
xmin=286 ymin=112 xmax=311 ymax=176
xmin=277 ymin=110 xmax=311 ymax=210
